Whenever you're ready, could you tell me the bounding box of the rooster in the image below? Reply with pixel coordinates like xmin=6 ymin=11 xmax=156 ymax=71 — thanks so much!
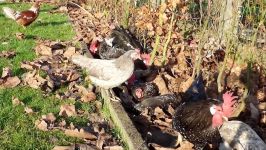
xmin=172 ymin=73 xmax=238 ymax=150
xmin=89 ymin=26 xmax=151 ymax=66
xmin=2 ymin=2 xmax=41 ymax=27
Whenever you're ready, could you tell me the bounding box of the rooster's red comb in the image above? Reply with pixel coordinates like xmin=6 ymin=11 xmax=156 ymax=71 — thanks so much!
xmin=223 ymin=91 xmax=237 ymax=106
xmin=222 ymin=91 xmax=238 ymax=117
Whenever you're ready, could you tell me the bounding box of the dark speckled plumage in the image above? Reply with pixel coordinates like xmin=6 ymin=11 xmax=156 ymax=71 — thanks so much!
xmin=173 ymin=100 xmax=222 ymax=149
xmin=134 ymin=94 xmax=180 ymax=112
xmin=184 ymin=72 xmax=207 ymax=102
xmin=131 ymin=82 xmax=159 ymax=101
xmin=173 ymin=73 xmax=222 ymax=149
xmin=97 ymin=26 xmax=144 ymax=59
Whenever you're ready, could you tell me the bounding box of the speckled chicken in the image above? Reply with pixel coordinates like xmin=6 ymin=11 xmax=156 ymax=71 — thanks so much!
xmin=71 ymin=50 xmax=141 ymax=89
xmin=183 ymin=72 xmax=207 ymax=102
xmin=2 ymin=2 xmax=40 ymax=27
xmin=130 ymin=82 xmax=159 ymax=102
xmin=172 ymin=74 xmax=238 ymax=150
xmin=89 ymin=26 xmax=151 ymax=66
xmin=134 ymin=94 xmax=180 ymax=112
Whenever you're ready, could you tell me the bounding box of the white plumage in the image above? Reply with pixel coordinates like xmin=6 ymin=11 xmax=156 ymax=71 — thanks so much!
xmin=71 ymin=50 xmax=137 ymax=89
xmin=2 ymin=7 xmax=20 ymax=20
xmin=219 ymin=121 xmax=266 ymax=150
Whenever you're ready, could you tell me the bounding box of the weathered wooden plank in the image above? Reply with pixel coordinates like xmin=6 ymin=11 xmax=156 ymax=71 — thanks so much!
xmin=101 ymin=89 xmax=149 ymax=150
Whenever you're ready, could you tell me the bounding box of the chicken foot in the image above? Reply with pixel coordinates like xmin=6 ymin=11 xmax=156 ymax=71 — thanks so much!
xmin=107 ymin=89 xmax=121 ymax=102
xmin=107 ymin=86 xmax=130 ymax=102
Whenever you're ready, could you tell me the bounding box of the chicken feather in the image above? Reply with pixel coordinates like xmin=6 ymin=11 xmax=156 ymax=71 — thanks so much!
xmin=72 ymin=50 xmax=138 ymax=89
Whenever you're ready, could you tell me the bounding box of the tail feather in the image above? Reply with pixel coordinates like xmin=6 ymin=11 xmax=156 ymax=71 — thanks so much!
xmin=184 ymin=72 xmax=207 ymax=102
xmin=2 ymin=7 xmax=18 ymax=20
xmin=71 ymin=55 xmax=92 ymax=69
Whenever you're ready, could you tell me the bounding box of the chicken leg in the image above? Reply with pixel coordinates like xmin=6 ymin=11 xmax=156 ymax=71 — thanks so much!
xmin=108 ymin=89 xmax=121 ymax=102
xmin=106 ymin=85 xmax=130 ymax=102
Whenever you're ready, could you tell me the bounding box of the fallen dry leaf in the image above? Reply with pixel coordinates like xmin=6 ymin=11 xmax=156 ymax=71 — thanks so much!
xmin=95 ymin=101 xmax=102 ymax=111
xmin=42 ymin=113 xmax=56 ymax=123
xmin=58 ymin=120 xmax=67 ymax=128
xmin=167 ymin=105 xmax=175 ymax=116
xmin=1 ymin=67 xmax=12 ymax=78
xmin=15 ymin=32 xmax=25 ymax=40
xmin=48 ymin=69 xmax=80 ymax=84
xmin=81 ymin=92 xmax=96 ymax=102
xmin=1 ymin=76 xmax=21 ymax=88
xmin=260 ymin=111 xmax=266 ymax=125
xmin=153 ymin=119 xmax=171 ymax=128
xmin=35 ymin=119 xmax=48 ymax=131
xmin=95 ymin=12 xmax=104 ymax=19
xmin=258 ymin=102 xmax=266 ymax=110
xmin=24 ymin=106 xmax=34 ymax=114
xmin=20 ymin=62 xmax=35 ymax=70
xmin=154 ymin=107 xmax=165 ymax=118
xmin=22 ymin=70 xmax=53 ymax=92
xmin=52 ymin=145 xmax=74 ymax=150
xmin=103 ymin=145 xmax=123 ymax=150
xmin=69 ymin=122 xmax=75 ymax=130
xmin=75 ymin=84 xmax=90 ymax=95
xmin=177 ymin=141 xmax=194 ymax=150
xmin=64 ymin=128 xmax=97 ymax=140
xmin=53 ymin=144 xmax=96 ymax=150
xmin=35 ymin=44 xmax=52 ymax=56
xmin=0 ymin=51 xmax=16 ymax=58
xmin=96 ymin=135 xmax=105 ymax=149
xmin=59 ymin=104 xmax=76 ymax=117
xmin=63 ymin=47 xmax=76 ymax=58
xmin=179 ymin=76 xmax=193 ymax=93
xmin=257 ymin=90 xmax=266 ymax=102
xmin=154 ymin=75 xmax=170 ymax=95
xmin=66 ymin=71 xmax=80 ymax=82
xmin=12 ymin=97 xmax=24 ymax=106
xmin=150 ymin=143 xmax=176 ymax=150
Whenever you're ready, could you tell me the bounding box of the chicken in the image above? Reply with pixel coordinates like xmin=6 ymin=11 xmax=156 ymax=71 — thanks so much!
xmin=126 ymin=66 xmax=158 ymax=91
xmin=71 ymin=50 xmax=141 ymax=101
xmin=2 ymin=2 xmax=41 ymax=27
xmin=134 ymin=94 xmax=180 ymax=112
xmin=130 ymin=82 xmax=159 ymax=102
xmin=183 ymin=72 xmax=206 ymax=102
xmin=172 ymin=91 xmax=238 ymax=150
xmin=89 ymin=26 xmax=151 ymax=66
xmin=219 ymin=121 xmax=266 ymax=150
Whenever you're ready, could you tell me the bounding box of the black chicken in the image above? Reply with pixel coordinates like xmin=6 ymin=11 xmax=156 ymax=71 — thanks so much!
xmin=183 ymin=73 xmax=206 ymax=102
xmin=89 ymin=26 xmax=151 ymax=66
xmin=172 ymin=73 xmax=237 ymax=149
xmin=130 ymin=82 xmax=159 ymax=102
xmin=134 ymin=94 xmax=180 ymax=112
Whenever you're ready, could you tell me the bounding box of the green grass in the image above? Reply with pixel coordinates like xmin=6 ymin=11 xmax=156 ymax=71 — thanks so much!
xmin=0 ymin=3 xmax=92 ymax=149
xmin=0 ymin=3 xmax=74 ymax=75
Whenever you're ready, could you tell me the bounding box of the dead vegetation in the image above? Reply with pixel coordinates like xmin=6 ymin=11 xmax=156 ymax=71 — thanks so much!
xmin=61 ymin=0 xmax=266 ymax=149
xmin=3 ymin=0 xmax=266 ymax=149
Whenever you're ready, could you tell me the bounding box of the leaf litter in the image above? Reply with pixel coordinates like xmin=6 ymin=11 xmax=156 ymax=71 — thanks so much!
xmin=7 ymin=0 xmax=266 ymax=149
xmin=0 ymin=23 xmax=122 ymax=148
xmin=0 ymin=67 xmax=21 ymax=88
xmin=64 ymin=0 xmax=266 ymax=149
xmin=22 ymin=39 xmax=121 ymax=148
